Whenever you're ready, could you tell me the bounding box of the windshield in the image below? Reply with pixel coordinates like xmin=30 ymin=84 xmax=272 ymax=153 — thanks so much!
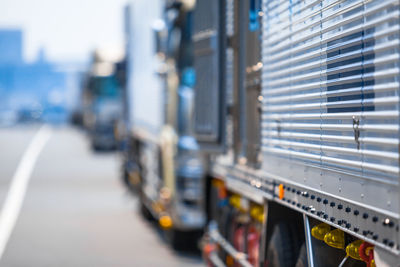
xmin=90 ymin=76 xmax=120 ymax=98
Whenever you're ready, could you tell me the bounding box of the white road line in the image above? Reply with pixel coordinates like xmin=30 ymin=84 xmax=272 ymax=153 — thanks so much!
xmin=0 ymin=125 xmax=52 ymax=259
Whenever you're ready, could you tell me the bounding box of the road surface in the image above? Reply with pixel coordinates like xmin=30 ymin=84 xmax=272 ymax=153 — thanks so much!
xmin=0 ymin=125 xmax=204 ymax=267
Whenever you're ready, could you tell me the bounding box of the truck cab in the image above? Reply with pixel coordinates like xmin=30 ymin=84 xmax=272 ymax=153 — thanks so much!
xmin=83 ymin=51 xmax=124 ymax=151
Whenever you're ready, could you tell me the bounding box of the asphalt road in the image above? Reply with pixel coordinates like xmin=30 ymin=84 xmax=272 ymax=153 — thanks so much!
xmin=0 ymin=125 xmax=204 ymax=267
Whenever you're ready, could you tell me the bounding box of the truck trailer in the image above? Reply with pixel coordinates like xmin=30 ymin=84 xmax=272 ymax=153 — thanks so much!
xmin=123 ymin=0 xmax=206 ymax=249
xmin=123 ymin=0 xmax=400 ymax=266
xmin=82 ymin=49 xmax=125 ymax=151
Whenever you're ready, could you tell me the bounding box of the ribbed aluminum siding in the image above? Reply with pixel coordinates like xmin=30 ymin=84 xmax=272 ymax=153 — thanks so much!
xmin=261 ymin=0 xmax=400 ymax=213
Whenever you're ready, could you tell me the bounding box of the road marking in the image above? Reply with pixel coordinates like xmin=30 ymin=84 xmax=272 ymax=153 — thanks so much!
xmin=0 ymin=125 xmax=52 ymax=259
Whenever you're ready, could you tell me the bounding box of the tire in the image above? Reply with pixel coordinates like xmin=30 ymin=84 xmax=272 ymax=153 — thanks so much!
xmin=121 ymin=166 xmax=130 ymax=188
xmin=166 ymin=229 xmax=201 ymax=251
xmin=121 ymin=164 xmax=138 ymax=193
xmin=295 ymin=244 xmax=308 ymax=267
xmin=266 ymin=223 xmax=302 ymax=267
xmin=167 ymin=229 xmax=186 ymax=251
xmin=139 ymin=199 xmax=154 ymax=221
xmin=91 ymin=142 xmax=100 ymax=151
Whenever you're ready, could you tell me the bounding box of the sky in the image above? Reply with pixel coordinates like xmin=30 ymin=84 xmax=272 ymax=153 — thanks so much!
xmin=0 ymin=0 xmax=128 ymax=63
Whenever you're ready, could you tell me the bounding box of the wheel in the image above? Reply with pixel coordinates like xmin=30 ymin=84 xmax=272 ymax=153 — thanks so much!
xmin=266 ymin=223 xmax=302 ymax=267
xmin=91 ymin=141 xmax=100 ymax=151
xmin=139 ymin=198 xmax=154 ymax=221
xmin=166 ymin=229 xmax=201 ymax=251
xmin=121 ymin=165 xmax=131 ymax=188
xmin=166 ymin=229 xmax=186 ymax=251
xmin=121 ymin=162 xmax=140 ymax=193
xmin=295 ymin=243 xmax=308 ymax=267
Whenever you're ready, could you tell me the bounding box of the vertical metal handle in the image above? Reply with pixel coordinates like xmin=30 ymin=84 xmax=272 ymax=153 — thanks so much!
xmin=303 ymin=214 xmax=315 ymax=267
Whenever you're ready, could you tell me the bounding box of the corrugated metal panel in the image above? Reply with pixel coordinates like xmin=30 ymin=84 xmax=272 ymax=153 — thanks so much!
xmin=261 ymin=0 xmax=400 ymax=212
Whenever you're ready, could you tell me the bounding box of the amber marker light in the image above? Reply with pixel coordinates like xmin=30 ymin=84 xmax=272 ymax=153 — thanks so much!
xmin=278 ymin=184 xmax=284 ymax=200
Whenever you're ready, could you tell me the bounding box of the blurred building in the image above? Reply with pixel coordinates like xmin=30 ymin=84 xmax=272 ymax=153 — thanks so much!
xmin=0 ymin=28 xmax=71 ymax=123
xmin=0 ymin=29 xmax=23 ymax=65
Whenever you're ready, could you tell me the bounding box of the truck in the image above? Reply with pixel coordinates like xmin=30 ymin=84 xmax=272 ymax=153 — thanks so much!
xmin=123 ymin=0 xmax=400 ymax=265
xmin=82 ymin=49 xmax=125 ymax=151
xmin=123 ymin=0 xmax=206 ymax=249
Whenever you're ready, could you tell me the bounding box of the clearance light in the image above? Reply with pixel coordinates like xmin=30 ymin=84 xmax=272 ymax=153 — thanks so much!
xmin=202 ymin=243 xmax=217 ymax=262
xmin=250 ymin=205 xmax=264 ymax=223
xmin=311 ymin=223 xmax=331 ymax=241
xmin=278 ymin=184 xmax=284 ymax=199
xmin=346 ymin=240 xmax=363 ymax=261
xmin=226 ymin=255 xmax=234 ymax=266
xmin=324 ymin=229 xmax=345 ymax=249
xmin=212 ymin=179 xmax=228 ymax=200
xmin=218 ymin=186 xmax=227 ymax=199
xmin=160 ymin=187 xmax=171 ymax=202
xmin=229 ymin=195 xmax=241 ymax=209
xmin=159 ymin=215 xmax=173 ymax=229
xmin=212 ymin=179 xmax=224 ymax=188
xmin=152 ymin=202 xmax=163 ymax=213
